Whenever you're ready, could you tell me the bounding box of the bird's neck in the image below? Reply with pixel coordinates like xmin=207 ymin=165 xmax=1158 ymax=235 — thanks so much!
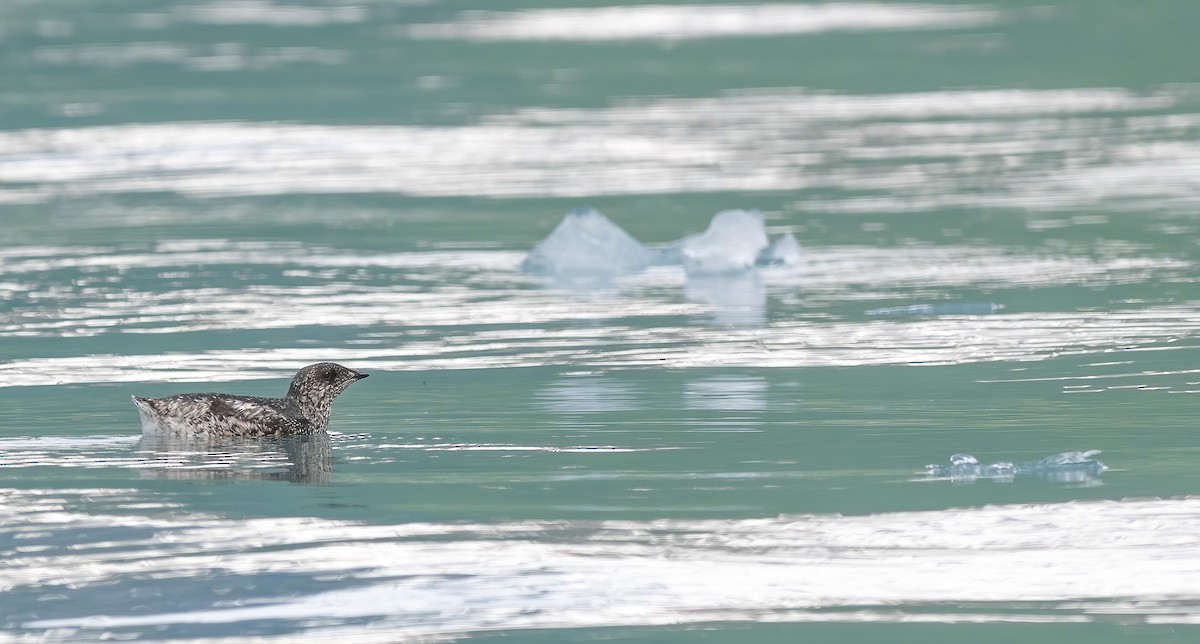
xmin=286 ymin=386 xmax=333 ymax=430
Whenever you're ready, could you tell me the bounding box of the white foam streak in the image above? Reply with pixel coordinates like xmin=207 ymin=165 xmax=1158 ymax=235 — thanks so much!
xmin=406 ymin=3 xmax=1001 ymax=41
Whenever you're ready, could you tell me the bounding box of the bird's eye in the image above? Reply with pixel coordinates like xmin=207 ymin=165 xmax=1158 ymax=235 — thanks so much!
xmin=322 ymin=367 xmax=339 ymax=383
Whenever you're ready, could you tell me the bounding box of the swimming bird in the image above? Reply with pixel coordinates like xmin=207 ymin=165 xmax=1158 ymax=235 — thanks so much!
xmin=132 ymin=363 xmax=368 ymax=436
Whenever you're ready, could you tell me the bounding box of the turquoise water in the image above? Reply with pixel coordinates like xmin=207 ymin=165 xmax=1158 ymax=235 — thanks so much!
xmin=3 ymin=1 xmax=1200 ymax=641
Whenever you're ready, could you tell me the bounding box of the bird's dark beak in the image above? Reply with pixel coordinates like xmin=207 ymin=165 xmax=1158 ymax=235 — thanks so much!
xmin=353 ymin=372 xmax=369 ymax=380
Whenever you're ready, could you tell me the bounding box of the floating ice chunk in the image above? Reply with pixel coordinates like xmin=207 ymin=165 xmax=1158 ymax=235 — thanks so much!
xmin=925 ymin=450 xmax=1106 ymax=485
xmin=646 ymin=240 xmax=685 ymax=266
xmin=757 ymin=232 xmax=802 ymax=266
xmin=949 ymin=453 xmax=978 ymax=466
xmin=1033 ymin=449 xmax=1101 ymax=467
xmin=522 ymin=207 xmax=798 ymax=279
xmin=521 ymin=207 xmax=653 ymax=279
xmin=866 ymin=302 xmax=1005 ymax=317
xmin=680 ymin=209 xmax=769 ymax=274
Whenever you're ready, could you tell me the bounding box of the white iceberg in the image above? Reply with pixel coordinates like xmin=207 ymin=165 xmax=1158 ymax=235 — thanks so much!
xmin=522 ymin=207 xmax=802 ymax=308
xmin=521 ymin=207 xmax=653 ymax=279
xmin=758 ymin=231 xmax=802 ymax=266
xmin=679 ymin=209 xmax=769 ymax=274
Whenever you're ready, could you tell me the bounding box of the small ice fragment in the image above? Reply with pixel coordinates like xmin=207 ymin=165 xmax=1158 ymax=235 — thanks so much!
xmin=680 ymin=209 xmax=769 ymax=274
xmin=924 ymin=450 xmax=1106 ymax=484
xmin=522 ymin=207 xmax=653 ymax=278
xmin=757 ymin=232 xmax=802 ymax=266
xmin=949 ymin=453 xmax=978 ymax=466
xmin=1034 ymin=450 xmax=1101 ymax=466
xmin=983 ymin=461 xmax=1015 ymax=476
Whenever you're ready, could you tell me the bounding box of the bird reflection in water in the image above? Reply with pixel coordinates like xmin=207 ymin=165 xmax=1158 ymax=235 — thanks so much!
xmin=135 ymin=432 xmax=333 ymax=484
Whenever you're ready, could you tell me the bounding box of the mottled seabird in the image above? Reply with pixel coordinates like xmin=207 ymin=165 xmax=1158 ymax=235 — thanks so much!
xmin=132 ymin=363 xmax=368 ymax=436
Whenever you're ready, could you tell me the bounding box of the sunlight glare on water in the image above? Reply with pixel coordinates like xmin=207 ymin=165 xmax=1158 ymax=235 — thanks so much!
xmin=1 ymin=87 xmax=1196 ymax=209
xmin=7 ymin=487 xmax=1200 ymax=641
xmin=3 ymin=0 xmax=1200 ymax=641
xmin=0 ymin=240 xmax=1196 ymax=386
xmin=404 ymin=3 xmax=1004 ymax=41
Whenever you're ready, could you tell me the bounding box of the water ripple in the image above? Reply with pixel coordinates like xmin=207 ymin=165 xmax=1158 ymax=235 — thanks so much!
xmin=0 ymin=86 xmax=1194 ymax=209
xmin=6 ymin=488 xmax=1200 ymax=640
xmin=406 ymin=3 xmax=1002 ymax=42
xmin=169 ymin=1 xmax=368 ymax=27
xmin=0 ymin=241 xmax=1194 ymax=386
